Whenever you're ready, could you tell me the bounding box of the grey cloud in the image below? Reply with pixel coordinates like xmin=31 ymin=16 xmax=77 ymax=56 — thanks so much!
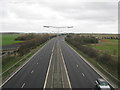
xmin=4 ymin=0 xmax=117 ymax=22
xmin=48 ymin=2 xmax=117 ymax=22
xmin=0 ymin=0 xmax=118 ymax=33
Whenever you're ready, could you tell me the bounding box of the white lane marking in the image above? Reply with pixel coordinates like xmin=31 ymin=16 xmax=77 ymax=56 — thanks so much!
xmin=61 ymin=66 xmax=64 ymax=88
xmin=43 ymin=43 xmax=55 ymax=89
xmin=59 ymin=48 xmax=65 ymax=88
xmin=66 ymin=42 xmax=115 ymax=88
xmin=37 ymin=62 xmax=38 ymax=65
xmin=21 ymin=83 xmax=25 ymax=88
xmin=76 ymin=64 xmax=78 ymax=67
xmin=51 ymin=55 xmax=55 ymax=88
xmin=0 ymin=39 xmax=52 ymax=88
xmin=31 ymin=70 xmax=34 ymax=74
xmin=60 ymin=48 xmax=72 ymax=88
xmin=52 ymin=48 xmax=54 ymax=52
xmin=82 ymin=73 xmax=85 ymax=77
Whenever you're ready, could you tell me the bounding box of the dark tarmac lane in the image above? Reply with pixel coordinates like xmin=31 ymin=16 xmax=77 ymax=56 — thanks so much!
xmin=2 ymin=36 xmax=114 ymax=89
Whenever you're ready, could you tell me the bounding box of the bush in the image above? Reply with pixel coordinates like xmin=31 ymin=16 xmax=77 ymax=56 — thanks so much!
xmin=82 ymin=46 xmax=98 ymax=58
xmin=73 ymin=35 xmax=98 ymax=45
xmin=96 ymin=53 xmax=111 ymax=63
xmin=15 ymin=33 xmax=35 ymax=41
xmin=17 ymin=34 xmax=50 ymax=56
xmin=65 ymin=34 xmax=117 ymax=68
xmin=65 ymin=35 xmax=98 ymax=58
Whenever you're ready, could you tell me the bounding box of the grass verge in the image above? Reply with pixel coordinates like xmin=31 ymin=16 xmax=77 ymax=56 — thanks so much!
xmin=1 ymin=41 xmax=47 ymax=82
xmin=66 ymin=41 xmax=119 ymax=88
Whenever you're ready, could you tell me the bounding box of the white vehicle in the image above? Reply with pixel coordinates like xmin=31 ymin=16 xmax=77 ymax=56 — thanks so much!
xmin=95 ymin=78 xmax=111 ymax=90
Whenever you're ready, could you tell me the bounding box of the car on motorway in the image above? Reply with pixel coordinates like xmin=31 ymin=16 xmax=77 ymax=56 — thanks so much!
xmin=95 ymin=78 xmax=111 ymax=90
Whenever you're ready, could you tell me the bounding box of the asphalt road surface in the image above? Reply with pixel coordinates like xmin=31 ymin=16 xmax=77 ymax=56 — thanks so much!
xmin=2 ymin=36 xmax=113 ymax=89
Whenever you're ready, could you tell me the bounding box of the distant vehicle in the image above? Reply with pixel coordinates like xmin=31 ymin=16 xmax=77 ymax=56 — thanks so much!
xmin=95 ymin=78 xmax=111 ymax=90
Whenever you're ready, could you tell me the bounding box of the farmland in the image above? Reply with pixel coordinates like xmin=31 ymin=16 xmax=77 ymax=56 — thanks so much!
xmin=1 ymin=33 xmax=56 ymax=82
xmin=65 ymin=34 xmax=120 ymax=86
xmin=79 ymin=33 xmax=119 ymax=39
xmin=89 ymin=39 xmax=119 ymax=59
xmin=78 ymin=33 xmax=119 ymax=58
xmin=0 ymin=34 xmax=23 ymax=46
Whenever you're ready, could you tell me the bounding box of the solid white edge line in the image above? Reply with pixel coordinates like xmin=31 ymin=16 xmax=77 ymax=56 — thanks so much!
xmin=58 ymin=39 xmax=65 ymax=88
xmin=59 ymin=46 xmax=64 ymax=88
xmin=0 ymin=39 xmax=51 ymax=88
xmin=43 ymin=43 xmax=55 ymax=89
xmin=60 ymin=48 xmax=72 ymax=89
xmin=66 ymin=42 xmax=116 ymax=88
xmin=61 ymin=65 xmax=64 ymax=88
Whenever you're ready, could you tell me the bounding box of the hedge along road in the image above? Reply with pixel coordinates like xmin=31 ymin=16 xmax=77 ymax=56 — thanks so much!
xmin=2 ymin=38 xmax=56 ymax=88
xmin=2 ymin=36 xmax=115 ymax=89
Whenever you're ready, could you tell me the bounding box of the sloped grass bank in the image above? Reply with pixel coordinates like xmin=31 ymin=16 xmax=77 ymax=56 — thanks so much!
xmin=2 ymin=42 xmax=46 ymax=82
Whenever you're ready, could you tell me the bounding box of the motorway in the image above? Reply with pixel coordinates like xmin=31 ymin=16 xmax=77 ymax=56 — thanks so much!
xmin=2 ymin=36 xmax=111 ymax=89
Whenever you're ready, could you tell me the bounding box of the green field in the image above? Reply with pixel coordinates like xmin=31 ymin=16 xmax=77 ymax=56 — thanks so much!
xmin=66 ymin=36 xmax=120 ymax=86
xmin=0 ymin=34 xmax=23 ymax=46
xmin=67 ymin=42 xmax=119 ymax=87
xmin=79 ymin=34 xmax=118 ymax=39
xmin=89 ymin=39 xmax=119 ymax=58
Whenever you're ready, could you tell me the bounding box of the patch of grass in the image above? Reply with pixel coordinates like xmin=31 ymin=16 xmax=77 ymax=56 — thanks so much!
xmin=66 ymin=41 xmax=119 ymax=87
xmin=87 ymin=39 xmax=119 ymax=79
xmin=2 ymin=56 xmax=21 ymax=72
xmin=79 ymin=34 xmax=118 ymax=39
xmin=2 ymin=41 xmax=47 ymax=81
xmin=89 ymin=39 xmax=119 ymax=58
xmin=1 ymin=34 xmax=23 ymax=46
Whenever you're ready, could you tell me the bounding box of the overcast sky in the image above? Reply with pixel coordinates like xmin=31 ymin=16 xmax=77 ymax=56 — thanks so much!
xmin=0 ymin=0 xmax=118 ymax=33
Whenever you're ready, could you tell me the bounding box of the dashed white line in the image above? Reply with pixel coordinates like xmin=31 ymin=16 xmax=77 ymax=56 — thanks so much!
xmin=76 ymin=64 xmax=78 ymax=67
xmin=0 ymin=40 xmax=50 ymax=88
xmin=82 ymin=73 xmax=85 ymax=77
xmin=66 ymin=42 xmax=116 ymax=88
xmin=21 ymin=83 xmax=25 ymax=88
xmin=31 ymin=70 xmax=34 ymax=74
xmin=51 ymin=52 xmax=55 ymax=88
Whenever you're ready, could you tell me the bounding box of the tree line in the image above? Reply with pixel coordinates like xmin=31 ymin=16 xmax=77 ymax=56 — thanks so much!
xmin=66 ymin=35 xmax=98 ymax=58
xmin=16 ymin=33 xmax=56 ymax=56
